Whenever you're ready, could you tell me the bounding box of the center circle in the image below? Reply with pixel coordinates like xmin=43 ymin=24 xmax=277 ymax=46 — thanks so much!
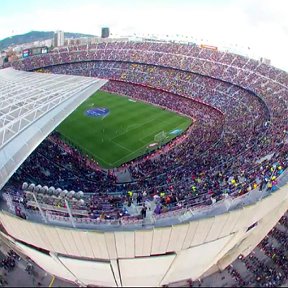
xmin=85 ymin=107 xmax=110 ymax=118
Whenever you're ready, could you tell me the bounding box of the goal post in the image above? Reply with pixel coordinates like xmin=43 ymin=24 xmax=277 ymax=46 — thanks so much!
xmin=154 ymin=131 xmax=167 ymax=144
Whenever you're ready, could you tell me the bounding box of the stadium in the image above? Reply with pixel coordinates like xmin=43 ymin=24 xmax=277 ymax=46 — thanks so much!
xmin=0 ymin=41 xmax=287 ymax=287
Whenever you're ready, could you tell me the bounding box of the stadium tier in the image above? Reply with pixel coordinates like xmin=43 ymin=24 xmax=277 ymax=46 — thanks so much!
xmin=0 ymin=41 xmax=287 ymax=287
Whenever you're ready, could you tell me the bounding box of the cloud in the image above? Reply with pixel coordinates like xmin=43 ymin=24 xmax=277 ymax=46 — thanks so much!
xmin=231 ymin=0 xmax=288 ymax=70
xmin=0 ymin=0 xmax=287 ymax=71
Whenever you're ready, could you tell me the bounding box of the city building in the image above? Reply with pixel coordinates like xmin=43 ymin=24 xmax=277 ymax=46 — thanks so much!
xmin=54 ymin=30 xmax=65 ymax=47
xmin=63 ymin=36 xmax=128 ymax=47
xmin=101 ymin=27 xmax=110 ymax=38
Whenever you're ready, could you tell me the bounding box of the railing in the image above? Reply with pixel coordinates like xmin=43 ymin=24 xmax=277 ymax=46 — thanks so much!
xmin=2 ymin=168 xmax=287 ymax=230
xmin=26 ymin=201 xmax=89 ymax=216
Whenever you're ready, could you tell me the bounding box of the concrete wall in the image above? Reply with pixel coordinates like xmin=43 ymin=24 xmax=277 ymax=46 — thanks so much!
xmin=0 ymin=184 xmax=287 ymax=286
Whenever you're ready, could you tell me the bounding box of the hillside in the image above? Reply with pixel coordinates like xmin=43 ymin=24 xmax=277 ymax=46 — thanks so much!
xmin=0 ymin=31 xmax=96 ymax=50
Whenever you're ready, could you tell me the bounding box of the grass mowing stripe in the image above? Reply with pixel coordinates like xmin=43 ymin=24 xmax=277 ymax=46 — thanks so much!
xmin=58 ymin=132 xmax=114 ymax=167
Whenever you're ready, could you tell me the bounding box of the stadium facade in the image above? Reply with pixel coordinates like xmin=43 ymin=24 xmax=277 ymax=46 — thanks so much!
xmin=0 ymin=41 xmax=287 ymax=287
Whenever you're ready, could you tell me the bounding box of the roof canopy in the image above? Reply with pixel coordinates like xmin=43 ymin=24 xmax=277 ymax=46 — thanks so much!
xmin=0 ymin=68 xmax=107 ymax=189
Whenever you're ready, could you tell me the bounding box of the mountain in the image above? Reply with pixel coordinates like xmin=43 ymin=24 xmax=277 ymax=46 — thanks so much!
xmin=0 ymin=31 xmax=96 ymax=50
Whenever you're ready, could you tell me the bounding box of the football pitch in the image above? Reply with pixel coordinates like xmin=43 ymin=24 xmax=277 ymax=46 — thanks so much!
xmin=56 ymin=91 xmax=192 ymax=169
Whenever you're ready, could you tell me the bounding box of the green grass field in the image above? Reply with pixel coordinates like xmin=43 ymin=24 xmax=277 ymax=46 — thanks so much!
xmin=56 ymin=91 xmax=192 ymax=169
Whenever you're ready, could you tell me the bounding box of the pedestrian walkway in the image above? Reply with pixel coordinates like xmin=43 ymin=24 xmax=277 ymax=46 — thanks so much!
xmin=0 ymin=237 xmax=76 ymax=287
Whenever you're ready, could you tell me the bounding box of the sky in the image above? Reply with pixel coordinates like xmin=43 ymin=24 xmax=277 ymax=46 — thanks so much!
xmin=0 ymin=0 xmax=288 ymax=71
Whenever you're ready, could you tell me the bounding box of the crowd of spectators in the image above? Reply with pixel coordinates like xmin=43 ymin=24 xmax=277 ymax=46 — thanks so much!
xmin=232 ymin=215 xmax=288 ymax=287
xmin=1 ymin=41 xmax=288 ymax=222
xmin=226 ymin=215 xmax=288 ymax=287
xmin=0 ymin=249 xmax=20 ymax=284
xmin=9 ymin=41 xmax=288 ymax=85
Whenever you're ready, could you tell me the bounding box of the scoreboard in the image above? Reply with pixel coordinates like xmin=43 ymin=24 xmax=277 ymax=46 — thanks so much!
xmin=41 ymin=47 xmax=48 ymax=54
xmin=22 ymin=49 xmax=30 ymax=58
xmin=32 ymin=47 xmax=42 ymax=55
xmin=22 ymin=46 xmax=48 ymax=58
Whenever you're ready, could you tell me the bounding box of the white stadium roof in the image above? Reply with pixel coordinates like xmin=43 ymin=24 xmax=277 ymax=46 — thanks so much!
xmin=0 ymin=68 xmax=107 ymax=189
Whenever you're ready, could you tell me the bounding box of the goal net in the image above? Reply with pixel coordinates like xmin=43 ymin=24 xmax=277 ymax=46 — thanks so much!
xmin=154 ymin=131 xmax=167 ymax=144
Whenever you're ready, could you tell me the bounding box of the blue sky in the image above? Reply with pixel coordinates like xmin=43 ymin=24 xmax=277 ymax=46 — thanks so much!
xmin=1 ymin=0 xmax=288 ymax=71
